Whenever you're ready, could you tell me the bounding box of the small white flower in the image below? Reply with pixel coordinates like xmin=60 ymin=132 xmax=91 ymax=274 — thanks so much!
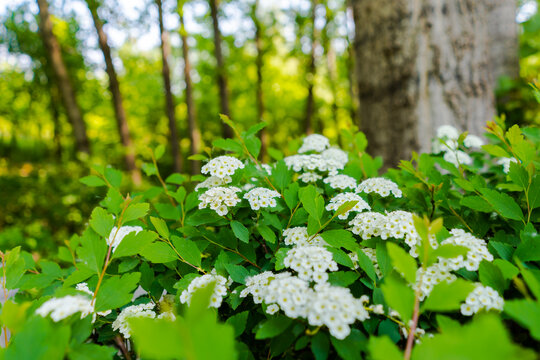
xmin=195 ymin=175 xmax=232 ymax=191
xmin=180 ymin=272 xmax=229 ymax=309
xmin=298 ymin=172 xmax=322 ymax=183
xmin=463 ymin=134 xmax=484 ymax=148
xmin=243 ymin=187 xmax=281 ymax=210
xmin=112 ymin=303 xmax=156 ymax=338
xmin=356 ymin=178 xmax=402 ymax=198
xmin=201 ymin=156 xmax=244 ymax=178
xmin=298 ymin=134 xmax=330 ymax=153
xmin=198 ymin=186 xmax=242 ymax=216
xmin=496 ymin=157 xmax=518 ymax=174
xmin=326 ymin=192 xmax=370 ymax=219
xmin=323 ymin=175 xmax=357 ymax=190
xmin=36 ymin=295 xmax=94 ymax=322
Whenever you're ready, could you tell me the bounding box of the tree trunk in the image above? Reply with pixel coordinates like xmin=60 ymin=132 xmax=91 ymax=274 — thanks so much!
xmin=304 ymin=0 xmax=318 ymax=135
xmin=345 ymin=0 xmax=360 ymax=129
xmin=251 ymin=0 xmax=268 ymax=161
xmin=209 ymin=0 xmax=233 ymax=138
xmin=351 ymin=0 xmax=513 ymax=168
xmin=36 ymin=0 xmax=90 ymax=154
xmin=49 ymin=86 xmax=62 ymax=159
xmin=86 ymin=0 xmax=141 ymax=185
xmin=487 ymin=0 xmax=519 ymax=82
xmin=179 ymin=1 xmax=201 ymax=175
xmin=322 ymin=4 xmax=338 ymax=133
xmin=157 ymin=0 xmax=182 ymax=173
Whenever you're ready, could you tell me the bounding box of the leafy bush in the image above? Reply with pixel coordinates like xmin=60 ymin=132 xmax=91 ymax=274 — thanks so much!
xmin=1 ymin=117 xmax=539 ymax=359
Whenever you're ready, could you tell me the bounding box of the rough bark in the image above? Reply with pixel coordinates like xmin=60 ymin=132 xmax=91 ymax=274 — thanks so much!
xmin=86 ymin=0 xmax=141 ymax=184
xmin=487 ymin=0 xmax=519 ymax=82
xmin=157 ymin=0 xmax=182 ymax=173
xmin=37 ymin=0 xmax=90 ymax=154
xmin=209 ymin=0 xmax=233 ymax=138
xmin=351 ymin=0 xmax=514 ymax=168
xmin=179 ymin=0 xmax=201 ymax=174
xmin=304 ymin=0 xmax=318 ymax=135
xmin=251 ymin=0 xmax=268 ymax=161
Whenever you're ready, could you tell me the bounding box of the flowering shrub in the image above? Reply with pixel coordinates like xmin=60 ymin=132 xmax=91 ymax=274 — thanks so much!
xmin=0 ymin=116 xmax=539 ymax=359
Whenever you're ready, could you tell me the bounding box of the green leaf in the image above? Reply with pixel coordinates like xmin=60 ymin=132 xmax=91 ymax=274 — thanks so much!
xmin=104 ymin=167 xmax=122 ymax=188
xmin=284 ymin=182 xmax=299 ymax=210
xmin=299 ymin=186 xmax=324 ymax=221
xmin=356 ymin=249 xmax=378 ymax=282
xmin=122 ymin=203 xmax=149 ymax=224
xmin=140 ymin=242 xmax=178 ymax=263
xmin=79 ymin=175 xmax=106 ymax=187
xmin=273 ymin=160 xmax=291 ymax=191
xmin=76 ymin=228 xmax=107 ymax=274
xmin=213 ymin=138 xmax=243 ymax=153
xmin=328 ymin=271 xmax=359 ymax=287
xmin=321 ymin=230 xmax=359 ymax=252
xmin=112 ymin=230 xmax=158 ymax=259
xmin=427 ymin=244 xmax=470 ymax=266
xmin=224 ymin=264 xmax=250 ymax=284
xmin=244 ymin=135 xmax=261 ymax=158
xmin=311 ymin=332 xmax=330 ymax=360
xmin=225 ymin=311 xmax=249 ymax=337
xmin=481 ymin=144 xmax=510 ymax=158
xmin=387 ymin=242 xmax=417 ymax=284
xmin=255 ymin=316 xmax=293 ymax=339
xmin=94 ymin=272 xmax=141 ymax=312
xmin=381 ymin=274 xmax=414 ymax=323
xmin=154 ymin=203 xmax=181 ymax=221
xmin=412 ymin=314 xmax=536 ymax=360
xmin=89 ymin=207 xmax=114 ymax=239
xmin=529 ymin=175 xmax=540 ymax=209
xmin=165 ymin=173 xmax=186 ymax=185
xmin=150 ymin=216 xmax=169 ymax=239
xmin=460 ymin=196 xmax=493 ymax=212
xmin=257 ymin=225 xmax=276 ymax=243
xmin=422 ymin=279 xmax=475 ymax=312
xmin=68 ymin=344 xmax=116 ymax=360
xmin=504 ymin=299 xmax=540 ymax=341
xmin=368 ymin=336 xmax=402 ymax=360
xmin=326 ymin=247 xmax=354 ymax=268
xmin=330 ymin=329 xmax=365 ymax=360
xmin=334 ymin=201 xmax=358 ymax=218
xmin=508 ymin=162 xmax=529 ymax=190
xmin=479 ymin=261 xmax=506 ymax=293
xmin=171 ymin=236 xmax=201 ymax=267
xmin=376 ymin=243 xmax=392 ymax=277
xmin=4 ymin=248 xmax=25 ymax=289
xmin=154 ymin=144 xmax=166 ymax=160
xmin=231 ymin=221 xmax=250 ymax=243
xmin=479 ymin=188 xmax=524 ymax=221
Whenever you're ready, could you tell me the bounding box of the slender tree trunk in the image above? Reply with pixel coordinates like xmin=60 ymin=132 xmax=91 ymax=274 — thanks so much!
xmin=179 ymin=1 xmax=201 ymax=174
xmin=304 ymin=0 xmax=318 ymax=135
xmin=251 ymin=0 xmax=268 ymax=161
xmin=487 ymin=0 xmax=519 ymax=82
xmin=49 ymin=86 xmax=62 ymax=159
xmin=209 ymin=0 xmax=233 ymax=138
xmin=36 ymin=0 xmax=90 ymax=154
xmin=322 ymin=5 xmax=338 ymax=132
xmin=157 ymin=0 xmax=182 ymax=173
xmin=86 ymin=0 xmax=141 ymax=185
xmin=345 ymin=0 xmax=360 ymax=128
xmin=351 ymin=0 xmax=514 ymax=168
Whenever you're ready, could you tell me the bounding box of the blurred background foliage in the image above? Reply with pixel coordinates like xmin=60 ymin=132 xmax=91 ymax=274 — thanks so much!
xmin=0 ymin=0 xmax=539 ymax=257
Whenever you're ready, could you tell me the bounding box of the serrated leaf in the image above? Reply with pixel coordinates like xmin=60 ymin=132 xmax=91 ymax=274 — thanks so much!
xmin=80 ymin=175 xmax=106 ymax=187
xmin=479 ymin=188 xmax=524 ymax=221
xmin=381 ymin=274 xmax=414 ymax=323
xmin=154 ymin=203 xmax=181 ymax=220
xmin=460 ymin=196 xmax=493 ymax=212
xmin=89 ymin=207 xmax=114 ymax=239
xmin=112 ymin=230 xmax=158 ymax=259
xmin=387 ymin=242 xmax=417 ymax=284
xmin=481 ymin=144 xmax=510 ymax=158
xmin=356 ymin=249 xmax=378 ymax=282
xmin=150 ymin=216 xmax=169 ymax=239
xmin=422 ymin=279 xmax=474 ymax=312
xmin=140 ymin=242 xmax=178 ymax=263
xmin=504 ymin=299 xmax=540 ymax=340
xmin=231 ymin=221 xmax=250 ymax=243
xmin=225 ymin=311 xmax=249 ymax=337
xmin=104 ymin=167 xmax=122 ymax=188
xmin=165 ymin=173 xmax=186 ymax=185
xmin=224 ymin=264 xmax=250 ymax=284
xmin=321 ymin=230 xmax=359 ymax=252
xmin=255 ymin=316 xmax=293 ymax=339
xmin=171 ymin=236 xmax=201 ymax=267
xmin=122 ymin=203 xmax=149 ymax=224
xmin=94 ymin=273 xmax=141 ymax=312
xmin=76 ymin=228 xmax=107 ymax=274
xmin=257 ymin=225 xmax=276 ymax=243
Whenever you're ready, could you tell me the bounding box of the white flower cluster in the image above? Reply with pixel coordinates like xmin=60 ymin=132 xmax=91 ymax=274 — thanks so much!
xmin=195 ymin=175 xmax=232 ymax=191
xmin=326 ymin=192 xmax=370 ymax=219
xmin=179 ymin=272 xmax=230 ymax=308
xmin=107 ymin=226 xmax=143 ymax=253
xmin=349 ymin=210 xmax=436 ymax=257
xmin=112 ymin=302 xmax=176 ymax=339
xmin=284 ymin=148 xmax=348 ymax=175
xmin=460 ymin=284 xmax=504 ymax=316
xmin=323 ymin=174 xmax=357 ymax=190
xmin=496 ymin=157 xmax=518 ymax=174
xmin=298 ymin=134 xmax=330 ymax=153
xmin=198 ymin=186 xmax=242 ymax=216
xmin=298 ymin=172 xmax=323 ymax=183
xmin=415 ymin=263 xmax=457 ymax=299
xmin=439 ymin=229 xmax=493 ymax=271
xmin=243 ymin=187 xmax=281 ymax=210
xmin=356 ymin=178 xmax=402 ymax=198
xmin=284 ymin=246 xmax=338 ymax=283
xmin=112 ymin=303 xmax=156 ymax=338
xmin=36 ymin=295 xmax=94 ymax=322
xmin=201 ymin=156 xmax=244 ymax=178
xmin=282 ymin=227 xmax=325 ymax=247
xmin=432 ymin=125 xmax=483 ymax=167
xmin=240 ymin=272 xmax=370 ymax=339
